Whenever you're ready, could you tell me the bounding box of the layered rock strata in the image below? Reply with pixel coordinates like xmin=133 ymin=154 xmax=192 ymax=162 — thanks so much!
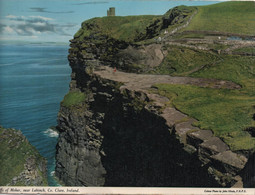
xmin=55 ymin=53 xmax=253 ymax=187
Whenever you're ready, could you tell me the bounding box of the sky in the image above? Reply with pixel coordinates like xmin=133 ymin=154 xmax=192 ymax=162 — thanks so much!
xmin=0 ymin=0 xmax=223 ymax=44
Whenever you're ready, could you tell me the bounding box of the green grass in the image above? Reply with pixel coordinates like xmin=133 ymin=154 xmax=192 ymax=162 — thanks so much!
xmin=152 ymin=51 xmax=255 ymax=151
xmin=152 ymin=46 xmax=220 ymax=76
xmin=61 ymin=91 xmax=86 ymax=108
xmin=0 ymin=127 xmax=47 ymax=185
xmin=154 ymin=45 xmax=255 ymax=91
xmin=233 ymin=47 xmax=255 ymax=55
xmin=75 ymin=15 xmax=161 ymax=42
xmin=190 ymin=55 xmax=255 ymax=91
xmin=74 ymin=2 xmax=255 ymax=43
xmin=206 ymin=43 xmax=230 ymax=51
xmin=184 ymin=1 xmax=255 ymax=35
xmin=154 ymin=84 xmax=255 ymax=151
xmin=74 ymin=5 xmax=197 ymax=43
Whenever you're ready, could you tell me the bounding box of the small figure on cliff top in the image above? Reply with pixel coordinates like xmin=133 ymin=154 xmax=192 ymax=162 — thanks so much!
xmin=113 ymin=67 xmax=117 ymax=74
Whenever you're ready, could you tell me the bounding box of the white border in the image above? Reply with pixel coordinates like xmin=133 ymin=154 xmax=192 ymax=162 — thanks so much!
xmin=0 ymin=187 xmax=254 ymax=195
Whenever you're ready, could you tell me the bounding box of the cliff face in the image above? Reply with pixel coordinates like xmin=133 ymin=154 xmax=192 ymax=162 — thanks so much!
xmin=0 ymin=127 xmax=48 ymax=186
xmin=55 ymin=5 xmax=255 ymax=187
xmin=55 ymin=69 xmax=218 ymax=187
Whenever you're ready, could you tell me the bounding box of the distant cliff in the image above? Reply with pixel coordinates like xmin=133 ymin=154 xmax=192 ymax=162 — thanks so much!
xmin=55 ymin=3 xmax=255 ymax=187
xmin=0 ymin=127 xmax=48 ymax=186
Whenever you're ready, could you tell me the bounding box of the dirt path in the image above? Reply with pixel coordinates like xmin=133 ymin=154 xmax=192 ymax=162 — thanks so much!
xmin=94 ymin=66 xmax=241 ymax=90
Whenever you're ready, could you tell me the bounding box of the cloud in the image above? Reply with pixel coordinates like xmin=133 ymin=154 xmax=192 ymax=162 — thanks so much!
xmin=30 ymin=7 xmax=74 ymax=14
xmin=6 ymin=15 xmax=53 ymax=22
xmin=3 ymin=26 xmax=15 ymax=33
xmin=60 ymin=24 xmax=77 ymax=28
xmin=5 ymin=15 xmax=56 ymax=36
xmin=72 ymin=1 xmax=108 ymax=5
xmin=57 ymin=23 xmax=78 ymax=36
xmin=15 ymin=23 xmax=56 ymax=35
xmin=4 ymin=15 xmax=78 ymax=37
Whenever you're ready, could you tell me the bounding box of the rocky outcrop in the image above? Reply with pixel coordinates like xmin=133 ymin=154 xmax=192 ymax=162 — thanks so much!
xmin=0 ymin=127 xmax=48 ymax=186
xmin=139 ymin=6 xmax=197 ymax=40
xmin=55 ymin=71 xmax=218 ymax=186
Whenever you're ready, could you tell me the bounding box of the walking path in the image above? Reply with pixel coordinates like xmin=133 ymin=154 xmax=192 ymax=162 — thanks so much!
xmin=94 ymin=66 xmax=241 ymax=90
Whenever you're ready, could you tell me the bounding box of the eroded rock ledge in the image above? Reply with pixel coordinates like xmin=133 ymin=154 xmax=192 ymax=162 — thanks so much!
xmin=94 ymin=67 xmax=250 ymax=187
xmin=55 ymin=63 xmax=253 ymax=187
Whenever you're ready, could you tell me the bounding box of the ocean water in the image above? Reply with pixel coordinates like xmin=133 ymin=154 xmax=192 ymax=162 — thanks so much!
xmin=0 ymin=44 xmax=71 ymax=186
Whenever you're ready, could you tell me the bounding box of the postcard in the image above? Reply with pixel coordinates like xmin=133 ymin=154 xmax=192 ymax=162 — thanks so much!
xmin=0 ymin=0 xmax=254 ymax=194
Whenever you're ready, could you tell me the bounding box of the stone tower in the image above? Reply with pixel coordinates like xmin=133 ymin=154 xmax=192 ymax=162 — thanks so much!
xmin=107 ymin=7 xmax=115 ymax=16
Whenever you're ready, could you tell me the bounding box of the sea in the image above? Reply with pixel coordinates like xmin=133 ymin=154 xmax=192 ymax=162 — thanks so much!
xmin=0 ymin=43 xmax=71 ymax=186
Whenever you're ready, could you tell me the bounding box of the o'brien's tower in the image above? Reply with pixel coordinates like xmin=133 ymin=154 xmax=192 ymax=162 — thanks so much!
xmin=107 ymin=7 xmax=115 ymax=16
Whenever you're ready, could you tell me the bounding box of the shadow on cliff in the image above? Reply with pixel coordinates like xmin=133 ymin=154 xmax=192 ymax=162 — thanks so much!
xmin=97 ymin=94 xmax=219 ymax=187
xmin=241 ymin=152 xmax=255 ymax=187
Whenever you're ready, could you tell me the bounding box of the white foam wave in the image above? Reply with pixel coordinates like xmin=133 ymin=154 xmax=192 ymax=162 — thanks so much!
xmin=43 ymin=128 xmax=59 ymax=138
xmin=50 ymin=171 xmax=55 ymax=177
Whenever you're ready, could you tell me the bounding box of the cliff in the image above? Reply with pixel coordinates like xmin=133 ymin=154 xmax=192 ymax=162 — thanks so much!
xmin=55 ymin=3 xmax=255 ymax=187
xmin=0 ymin=127 xmax=48 ymax=186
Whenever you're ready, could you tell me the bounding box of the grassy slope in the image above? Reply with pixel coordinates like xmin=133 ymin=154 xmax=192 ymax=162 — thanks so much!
xmin=75 ymin=15 xmax=161 ymax=42
xmin=191 ymin=55 xmax=255 ymax=90
xmin=0 ymin=127 xmax=47 ymax=185
xmin=184 ymin=1 xmax=255 ymax=35
xmin=74 ymin=5 xmax=196 ymax=43
xmin=152 ymin=46 xmax=221 ymax=76
xmin=233 ymin=47 xmax=255 ymax=55
xmin=155 ymin=83 xmax=255 ymax=151
xmin=155 ymin=50 xmax=255 ymax=151
xmin=61 ymin=91 xmax=86 ymax=108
